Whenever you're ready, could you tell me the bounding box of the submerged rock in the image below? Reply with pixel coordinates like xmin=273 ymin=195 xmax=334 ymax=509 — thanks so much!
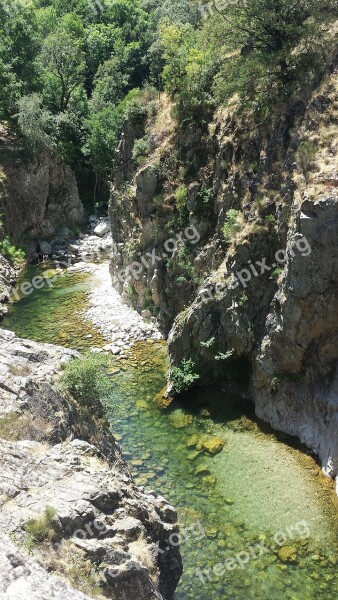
xmin=278 ymin=546 xmax=298 ymax=564
xmin=201 ymin=436 xmax=225 ymax=455
xmin=168 ymin=410 xmax=193 ymax=429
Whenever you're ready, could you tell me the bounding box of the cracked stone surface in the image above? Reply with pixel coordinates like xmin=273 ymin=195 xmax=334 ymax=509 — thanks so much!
xmin=0 ymin=331 xmax=182 ymax=599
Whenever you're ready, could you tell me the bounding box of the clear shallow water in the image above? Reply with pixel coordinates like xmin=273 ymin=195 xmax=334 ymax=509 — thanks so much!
xmin=2 ymin=266 xmax=338 ymax=600
xmin=1 ymin=264 xmax=105 ymax=349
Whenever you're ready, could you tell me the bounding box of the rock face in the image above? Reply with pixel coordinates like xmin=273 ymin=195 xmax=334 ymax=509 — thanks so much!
xmin=0 ymin=534 xmax=92 ymax=600
xmin=0 ymin=330 xmax=182 ymax=599
xmin=109 ymin=103 xmax=198 ymax=332
xmin=0 ymin=255 xmax=17 ymax=320
xmin=253 ymin=197 xmax=338 ymax=489
xmin=0 ymin=129 xmax=84 ymax=244
xmin=109 ymin=75 xmax=338 ymax=493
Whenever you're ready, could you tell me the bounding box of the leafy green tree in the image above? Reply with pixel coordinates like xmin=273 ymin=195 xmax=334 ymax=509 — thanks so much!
xmin=39 ymin=30 xmax=86 ymax=112
xmin=84 ymin=89 xmax=143 ymax=194
xmin=211 ymin=0 xmax=332 ymax=109
xmin=17 ymin=93 xmax=55 ymax=149
xmin=160 ymin=23 xmax=216 ymax=123
xmin=0 ymin=2 xmax=40 ymax=116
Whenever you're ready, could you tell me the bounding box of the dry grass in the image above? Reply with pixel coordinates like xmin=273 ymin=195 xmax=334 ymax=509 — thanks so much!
xmin=128 ymin=534 xmax=159 ymax=584
xmin=0 ymin=413 xmax=52 ymax=442
xmin=46 ymin=541 xmax=104 ymax=599
xmin=293 ymin=75 xmax=338 ymax=202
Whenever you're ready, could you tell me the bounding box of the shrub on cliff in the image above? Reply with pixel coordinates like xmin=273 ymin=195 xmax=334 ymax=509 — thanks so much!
xmin=61 ymin=353 xmax=110 ymax=406
xmin=171 ymin=358 xmax=199 ymax=394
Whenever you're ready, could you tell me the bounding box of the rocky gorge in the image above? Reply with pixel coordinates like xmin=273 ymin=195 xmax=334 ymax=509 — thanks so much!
xmin=109 ymin=73 xmax=338 ymax=495
xmin=0 ymin=2 xmax=338 ymax=598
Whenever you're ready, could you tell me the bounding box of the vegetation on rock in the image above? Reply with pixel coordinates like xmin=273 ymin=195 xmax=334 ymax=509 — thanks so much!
xmin=61 ymin=352 xmax=110 ymax=405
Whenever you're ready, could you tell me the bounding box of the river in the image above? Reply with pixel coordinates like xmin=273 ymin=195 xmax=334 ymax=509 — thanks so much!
xmin=1 ymin=263 xmax=338 ymax=600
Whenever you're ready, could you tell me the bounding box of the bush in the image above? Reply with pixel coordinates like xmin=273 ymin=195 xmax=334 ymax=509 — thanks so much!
xmin=175 ymin=185 xmax=189 ymax=226
xmin=61 ymin=353 xmax=110 ymax=406
xmin=171 ymin=358 xmax=200 ymax=394
xmin=264 ymin=214 xmax=277 ymax=225
xmin=176 ymin=245 xmax=194 ymax=279
xmin=124 ymin=100 xmax=148 ymax=124
xmin=0 ymin=237 xmax=26 ymax=264
xmin=195 ymin=187 xmax=214 ymax=216
xmin=222 ymin=209 xmax=241 ymax=242
xmin=132 ymin=137 xmax=151 ymax=164
xmin=298 ymin=141 xmax=318 ymax=181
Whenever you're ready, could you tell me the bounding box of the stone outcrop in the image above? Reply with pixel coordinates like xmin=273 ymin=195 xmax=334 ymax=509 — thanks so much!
xmin=0 ymin=329 xmax=182 ymax=599
xmin=0 ymin=255 xmax=18 ymax=320
xmin=0 ymin=125 xmax=84 ymax=247
xmin=109 ymin=74 xmax=338 ymax=495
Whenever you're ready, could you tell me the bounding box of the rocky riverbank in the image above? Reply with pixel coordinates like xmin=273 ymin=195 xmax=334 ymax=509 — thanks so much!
xmin=64 ymin=221 xmax=163 ymax=352
xmin=0 ymin=329 xmax=182 ymax=600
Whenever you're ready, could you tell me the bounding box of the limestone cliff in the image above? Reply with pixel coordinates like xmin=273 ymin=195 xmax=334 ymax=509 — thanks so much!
xmin=0 ymin=124 xmax=84 ymax=249
xmin=109 ymin=75 xmax=338 ymax=492
xmin=0 ymin=329 xmax=182 ymax=600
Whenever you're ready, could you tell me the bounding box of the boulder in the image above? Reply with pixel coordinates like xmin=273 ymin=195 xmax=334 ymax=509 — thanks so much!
xmin=39 ymin=241 xmax=52 ymax=255
xmin=94 ymin=220 xmax=111 ymax=237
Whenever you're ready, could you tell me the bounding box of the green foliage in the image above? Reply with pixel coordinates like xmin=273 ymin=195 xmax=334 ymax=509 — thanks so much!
xmin=272 ymin=267 xmax=284 ymax=278
xmin=0 ymin=0 xmax=335 ymax=195
xmin=212 ymin=0 xmax=332 ymax=111
xmin=215 ymin=349 xmax=235 ymax=361
xmin=17 ymin=94 xmax=54 ymax=149
xmin=132 ymin=137 xmax=151 ymax=164
xmin=239 ymin=293 xmax=248 ymax=306
xmin=39 ymin=30 xmax=86 ymax=113
xmin=264 ymin=214 xmax=277 ymax=225
xmin=61 ymin=353 xmax=110 ymax=405
xmin=200 ymin=337 xmax=215 ymax=348
xmin=175 ymin=185 xmax=189 ymax=227
xmin=176 ymin=245 xmax=194 ymax=279
xmin=24 ymin=506 xmax=57 ymax=552
xmin=171 ymin=358 xmax=200 ymax=394
xmin=0 ymin=237 xmax=26 ymax=264
xmin=160 ymin=22 xmax=216 ymax=124
xmin=195 ymin=186 xmax=214 ymax=215
xmin=222 ymin=209 xmax=241 ymax=242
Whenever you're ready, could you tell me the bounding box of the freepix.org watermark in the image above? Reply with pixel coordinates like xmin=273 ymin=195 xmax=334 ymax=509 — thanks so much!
xmin=196 ymin=520 xmax=310 ymax=584
xmin=114 ymin=225 xmax=200 ymax=284
xmin=199 ymin=235 xmax=312 ymax=303
xmin=7 ymin=225 xmax=201 ymax=303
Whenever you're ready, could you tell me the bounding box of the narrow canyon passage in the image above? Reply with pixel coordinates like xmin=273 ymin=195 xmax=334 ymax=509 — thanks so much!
xmin=2 ymin=260 xmax=337 ymax=600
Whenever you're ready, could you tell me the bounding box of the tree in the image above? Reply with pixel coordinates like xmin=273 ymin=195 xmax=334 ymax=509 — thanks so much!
xmin=39 ymin=31 xmax=86 ymax=112
xmin=17 ymin=93 xmax=54 ymax=149
xmin=211 ymin=0 xmax=332 ymax=108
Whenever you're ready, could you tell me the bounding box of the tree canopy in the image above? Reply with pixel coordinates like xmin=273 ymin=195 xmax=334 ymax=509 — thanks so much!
xmin=0 ymin=0 xmax=336 ymax=193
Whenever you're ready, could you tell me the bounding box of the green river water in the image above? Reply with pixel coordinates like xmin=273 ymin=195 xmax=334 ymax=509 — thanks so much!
xmin=1 ymin=264 xmax=338 ymax=600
